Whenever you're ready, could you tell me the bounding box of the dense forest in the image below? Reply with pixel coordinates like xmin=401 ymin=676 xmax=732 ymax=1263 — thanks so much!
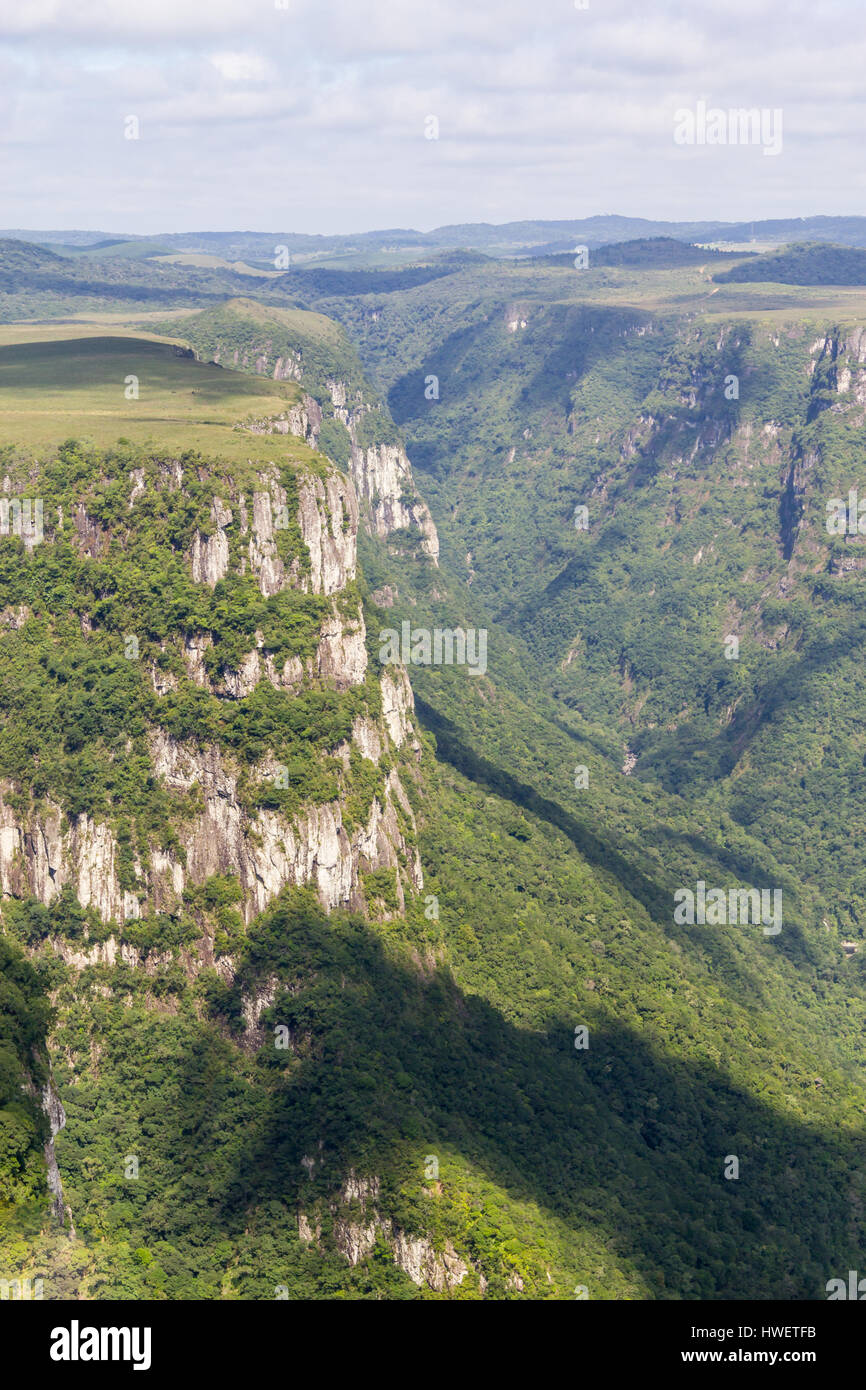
xmin=2 ymin=247 xmax=866 ymax=1300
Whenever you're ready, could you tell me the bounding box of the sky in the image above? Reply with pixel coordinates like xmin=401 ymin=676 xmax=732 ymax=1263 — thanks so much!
xmin=1 ymin=0 xmax=864 ymax=235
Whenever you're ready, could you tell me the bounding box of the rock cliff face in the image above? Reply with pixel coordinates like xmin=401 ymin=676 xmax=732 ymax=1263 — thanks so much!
xmin=3 ymin=733 xmax=422 ymax=933
xmin=209 ymin=335 xmax=439 ymax=570
xmin=590 ymin=323 xmax=866 ymax=580
xmin=245 ymin=396 xmax=439 ymax=563
xmin=296 ymin=472 xmax=359 ymax=595
xmin=211 ymin=340 xmax=304 ymax=383
xmin=349 ymin=441 xmax=440 ymax=561
xmin=0 ymin=795 xmax=141 ymax=923
xmin=0 ymin=449 xmax=423 ymax=935
xmin=19 ymin=1071 xmax=75 ymax=1235
xmin=144 ymin=728 xmax=422 ymax=923
xmin=190 ymin=466 xmax=358 ymax=598
xmin=325 ymin=380 xmax=440 ymax=562
xmin=808 ymin=326 xmax=866 ymax=411
xmin=0 ymin=308 xmax=451 ymax=1280
xmin=174 ymin=302 xmax=440 ymax=563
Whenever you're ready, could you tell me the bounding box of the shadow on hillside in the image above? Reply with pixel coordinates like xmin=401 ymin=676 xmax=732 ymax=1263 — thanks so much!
xmin=412 ymin=695 xmax=816 ymax=981
xmin=414 ymin=696 xmax=669 ymax=922
xmin=387 ymin=302 xmax=660 ymax=442
xmin=525 ymin=709 xmax=807 ymax=918
xmin=192 ymin=892 xmax=864 ymax=1300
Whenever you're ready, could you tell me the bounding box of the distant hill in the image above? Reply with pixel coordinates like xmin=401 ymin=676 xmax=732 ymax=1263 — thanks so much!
xmin=712 ymin=216 xmax=866 ymax=249
xmin=9 ymin=216 xmax=866 ymax=265
xmin=0 ymin=229 xmax=140 ymax=247
xmin=591 ymin=237 xmax=749 ymax=267
xmin=533 ymin=237 xmax=751 ymax=269
xmin=273 ymin=257 xmax=465 ymax=299
xmin=714 ymin=241 xmax=866 ymax=285
xmin=0 ymin=237 xmax=66 ymax=271
xmin=70 ymin=238 xmax=174 ymax=260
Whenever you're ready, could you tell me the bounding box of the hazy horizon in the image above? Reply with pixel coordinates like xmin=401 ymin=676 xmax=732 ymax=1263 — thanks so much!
xmin=5 ymin=212 xmax=866 ymax=245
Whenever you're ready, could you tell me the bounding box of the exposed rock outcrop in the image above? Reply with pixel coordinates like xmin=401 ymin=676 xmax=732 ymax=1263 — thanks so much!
xmin=0 ymin=712 xmax=422 ymax=928
xmin=267 ymin=376 xmax=440 ymax=564
xmin=349 ymin=442 xmax=439 ymax=562
xmin=297 ymin=472 xmax=359 ymax=595
xmin=190 ymin=497 xmax=232 ymax=586
xmin=42 ymin=1079 xmax=74 ymax=1234
xmin=299 ymin=1171 xmax=471 ymax=1293
xmin=186 ymin=465 xmax=358 ymax=600
xmin=144 ymin=730 xmax=422 ymax=922
xmin=0 ymin=793 xmax=140 ymax=923
xmin=0 ymin=447 xmax=422 ymax=932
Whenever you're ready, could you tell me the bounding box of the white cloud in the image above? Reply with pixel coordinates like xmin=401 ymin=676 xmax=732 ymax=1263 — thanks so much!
xmin=0 ymin=0 xmax=864 ymax=230
xmin=209 ymin=52 xmax=270 ymax=83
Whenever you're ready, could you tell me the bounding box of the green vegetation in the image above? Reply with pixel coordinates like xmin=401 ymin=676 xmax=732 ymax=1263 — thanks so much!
xmin=3 ymin=244 xmax=866 ymax=1300
xmin=0 ymin=429 xmax=378 ymax=842
xmin=537 ymin=237 xmax=748 ymax=270
xmin=0 ymin=938 xmax=52 ymax=1213
xmin=715 ymin=241 xmax=866 ymax=285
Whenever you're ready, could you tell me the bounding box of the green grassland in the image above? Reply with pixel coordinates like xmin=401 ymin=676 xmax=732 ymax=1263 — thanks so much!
xmin=0 ymin=329 xmax=322 ymax=465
